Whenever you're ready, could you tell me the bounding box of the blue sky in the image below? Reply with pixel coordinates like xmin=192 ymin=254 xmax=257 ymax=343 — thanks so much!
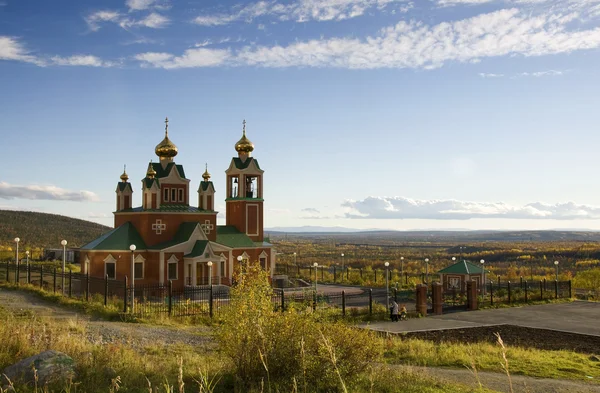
xmin=2 ymin=0 xmax=600 ymax=231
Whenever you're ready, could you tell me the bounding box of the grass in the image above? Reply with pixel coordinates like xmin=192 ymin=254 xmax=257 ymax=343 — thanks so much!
xmin=0 ymin=304 xmax=491 ymax=393
xmin=383 ymin=336 xmax=600 ymax=382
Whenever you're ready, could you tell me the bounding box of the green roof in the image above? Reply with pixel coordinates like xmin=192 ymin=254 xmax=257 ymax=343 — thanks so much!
xmin=438 ymin=260 xmax=488 ymax=275
xmin=117 ymin=182 xmax=132 ymax=192
xmin=149 ymin=222 xmax=200 ymax=250
xmin=232 ymin=157 xmax=261 ymax=171
xmin=121 ymin=205 xmax=216 ymax=213
xmin=143 ymin=178 xmax=160 ymax=189
xmin=81 ymin=222 xmax=147 ymax=251
xmin=216 ymin=225 xmax=256 ymax=248
xmin=150 ymin=162 xmax=186 ymax=179
xmin=185 ymin=240 xmax=209 ymax=257
xmin=199 ymin=181 xmax=214 ymax=192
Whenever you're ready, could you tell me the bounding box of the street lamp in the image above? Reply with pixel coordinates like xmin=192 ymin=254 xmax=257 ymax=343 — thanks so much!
xmin=424 ymin=258 xmax=429 ymax=284
xmin=452 ymin=256 xmax=456 ymax=262
xmin=480 ymin=259 xmax=486 ymax=295
xmin=293 ymin=252 xmax=297 ymax=265
xmin=207 ymin=261 xmax=213 ymax=286
xmin=341 ymin=253 xmax=345 ymax=282
xmin=400 ymin=256 xmax=404 ymax=277
xmin=237 ymin=255 xmax=244 ymax=276
xmin=14 ymin=237 xmax=20 ymax=265
xmin=61 ymin=239 xmax=67 ymax=295
xmin=554 ymin=260 xmax=559 ymax=281
xmin=25 ymin=251 xmax=30 ymax=284
xmin=313 ymin=262 xmax=318 ymax=292
xmin=129 ymin=244 xmax=136 ymax=313
xmin=384 ymin=261 xmax=390 ymax=312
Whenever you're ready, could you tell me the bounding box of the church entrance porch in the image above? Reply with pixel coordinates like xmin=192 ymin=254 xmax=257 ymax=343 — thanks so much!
xmin=185 ymin=260 xmax=222 ymax=286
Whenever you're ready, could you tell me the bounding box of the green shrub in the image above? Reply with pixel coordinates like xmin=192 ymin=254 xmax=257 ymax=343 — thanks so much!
xmin=216 ymin=262 xmax=382 ymax=392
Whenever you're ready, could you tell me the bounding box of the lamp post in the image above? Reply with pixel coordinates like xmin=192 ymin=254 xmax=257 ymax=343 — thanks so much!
xmin=384 ymin=261 xmax=390 ymax=312
xmin=424 ymin=258 xmax=429 ymax=284
xmin=61 ymin=239 xmax=67 ymax=295
xmin=207 ymin=261 xmax=213 ymax=287
xmin=341 ymin=253 xmax=345 ymax=282
xmin=400 ymin=256 xmax=404 ymax=277
xmin=554 ymin=260 xmax=559 ymax=281
xmin=25 ymin=251 xmax=30 ymax=284
xmin=313 ymin=262 xmax=318 ymax=292
xmin=293 ymin=252 xmax=297 ymax=265
xmin=480 ymin=259 xmax=486 ymax=295
xmin=452 ymin=256 xmax=456 ymax=263
xmin=14 ymin=237 xmax=20 ymax=265
xmin=459 ymin=246 xmax=464 ymax=261
xmin=129 ymin=244 xmax=136 ymax=313
xmin=237 ymin=255 xmax=244 ymax=277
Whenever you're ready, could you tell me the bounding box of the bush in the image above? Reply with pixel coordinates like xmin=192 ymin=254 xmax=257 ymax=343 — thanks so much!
xmin=216 ymin=262 xmax=382 ymax=392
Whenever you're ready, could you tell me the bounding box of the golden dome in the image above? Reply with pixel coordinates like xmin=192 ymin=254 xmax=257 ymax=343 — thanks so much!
xmin=202 ymin=163 xmax=211 ymax=181
xmin=120 ymin=165 xmax=129 ymax=182
xmin=235 ymin=119 xmax=254 ymax=154
xmin=155 ymin=117 xmax=178 ymax=159
xmin=147 ymin=162 xmax=157 ymax=179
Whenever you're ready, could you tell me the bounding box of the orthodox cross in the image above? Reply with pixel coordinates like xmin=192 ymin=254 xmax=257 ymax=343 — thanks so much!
xmin=152 ymin=219 xmax=167 ymax=235
xmin=201 ymin=220 xmax=214 ymax=234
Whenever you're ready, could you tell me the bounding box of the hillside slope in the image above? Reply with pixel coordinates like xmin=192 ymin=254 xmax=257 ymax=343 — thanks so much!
xmin=0 ymin=210 xmax=110 ymax=248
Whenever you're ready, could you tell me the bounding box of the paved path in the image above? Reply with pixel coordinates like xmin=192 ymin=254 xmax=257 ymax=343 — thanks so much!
xmin=366 ymin=301 xmax=600 ymax=336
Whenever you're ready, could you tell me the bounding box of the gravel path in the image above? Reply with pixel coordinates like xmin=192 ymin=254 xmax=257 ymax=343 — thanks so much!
xmin=398 ymin=366 xmax=600 ymax=393
xmin=0 ymin=288 xmax=215 ymax=350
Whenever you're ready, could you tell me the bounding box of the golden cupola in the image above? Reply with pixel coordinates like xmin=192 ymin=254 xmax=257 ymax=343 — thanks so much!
xmin=147 ymin=162 xmax=157 ymax=179
xmin=235 ymin=119 xmax=254 ymax=157
xmin=120 ymin=165 xmax=129 ymax=182
xmin=202 ymin=164 xmax=211 ymax=181
xmin=155 ymin=117 xmax=178 ymax=161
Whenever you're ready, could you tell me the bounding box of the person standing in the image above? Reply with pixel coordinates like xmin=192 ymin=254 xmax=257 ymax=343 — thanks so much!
xmin=391 ymin=300 xmax=399 ymax=322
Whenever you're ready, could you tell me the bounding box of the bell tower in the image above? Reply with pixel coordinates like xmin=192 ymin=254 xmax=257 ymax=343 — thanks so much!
xmin=115 ymin=165 xmax=133 ymax=211
xmin=225 ymin=120 xmax=265 ymax=242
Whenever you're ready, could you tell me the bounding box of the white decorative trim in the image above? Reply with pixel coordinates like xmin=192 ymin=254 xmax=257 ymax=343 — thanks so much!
xmin=134 ymin=254 xmax=146 ymax=263
xmin=167 ymin=254 xmax=179 ymax=264
xmin=103 ymin=254 xmax=117 ymax=263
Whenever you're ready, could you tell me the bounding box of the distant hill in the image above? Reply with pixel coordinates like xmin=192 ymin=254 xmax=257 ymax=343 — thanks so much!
xmin=0 ymin=210 xmax=110 ymax=248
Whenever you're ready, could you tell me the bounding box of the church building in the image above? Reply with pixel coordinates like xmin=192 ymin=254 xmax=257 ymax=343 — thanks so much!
xmin=81 ymin=119 xmax=275 ymax=288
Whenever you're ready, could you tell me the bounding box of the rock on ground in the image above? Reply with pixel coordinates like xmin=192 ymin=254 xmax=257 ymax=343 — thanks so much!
xmin=2 ymin=350 xmax=76 ymax=386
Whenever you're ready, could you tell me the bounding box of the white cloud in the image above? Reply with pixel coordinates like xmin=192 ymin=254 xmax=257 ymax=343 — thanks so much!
xmin=139 ymin=8 xmax=600 ymax=69
xmin=0 ymin=182 xmax=99 ymax=202
xmin=479 ymin=72 xmax=505 ymax=77
xmin=193 ymin=0 xmax=410 ymax=26
xmin=343 ymin=197 xmax=600 ymax=220
xmin=135 ymin=47 xmax=231 ymax=68
xmin=0 ymin=36 xmax=44 ymax=65
xmin=302 ymin=208 xmax=321 ymax=214
xmin=51 ymin=55 xmax=115 ymax=67
xmin=518 ymin=69 xmax=564 ymax=77
xmin=85 ymin=10 xmax=169 ymax=31
xmin=126 ymin=0 xmax=158 ymax=11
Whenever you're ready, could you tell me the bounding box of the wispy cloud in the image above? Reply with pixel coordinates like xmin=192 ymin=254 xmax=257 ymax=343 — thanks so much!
xmin=0 ymin=36 xmax=45 ymax=65
xmin=193 ymin=0 xmax=411 ymax=26
xmin=138 ymin=8 xmax=600 ymax=70
xmin=302 ymin=207 xmax=321 ymax=214
xmin=518 ymin=69 xmax=564 ymax=77
xmin=51 ymin=55 xmax=116 ymax=67
xmin=85 ymin=10 xmax=169 ymax=31
xmin=0 ymin=182 xmax=100 ymax=202
xmin=343 ymin=196 xmax=600 ymax=220
xmin=479 ymin=72 xmax=504 ymax=78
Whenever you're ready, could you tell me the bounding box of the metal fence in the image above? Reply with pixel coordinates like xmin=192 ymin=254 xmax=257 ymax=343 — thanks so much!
xmin=478 ymin=279 xmax=571 ymax=307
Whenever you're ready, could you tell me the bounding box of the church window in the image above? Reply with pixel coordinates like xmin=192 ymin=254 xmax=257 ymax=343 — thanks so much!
xmin=260 ymin=257 xmax=267 ymax=270
xmin=105 ymin=262 xmax=116 ymax=280
xmin=245 ymin=176 xmax=256 ymax=198
xmin=168 ymin=261 xmax=178 ymax=280
xmin=164 ymin=188 xmax=169 ymax=202
xmin=171 ymin=188 xmax=176 ymax=202
xmin=134 ymin=261 xmax=144 ymax=279
xmin=178 ymin=189 xmax=184 ymax=202
xmin=220 ymin=260 xmax=225 ymax=277
xmin=230 ymin=176 xmax=239 ymax=198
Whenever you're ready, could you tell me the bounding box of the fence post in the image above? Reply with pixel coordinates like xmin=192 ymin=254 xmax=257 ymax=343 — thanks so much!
xmin=313 ymin=290 xmax=317 ymax=311
xmin=333 ymin=266 xmax=336 ymax=282
xmin=281 ymin=289 xmax=285 ymax=312
xmin=53 ymin=268 xmax=57 ymax=293
xmin=524 ymin=281 xmax=528 ymax=303
xmin=342 ymin=290 xmax=346 ymax=316
xmin=27 ymin=263 xmax=31 ymax=284
xmin=360 ymin=268 xmax=363 ymax=279
xmin=104 ymin=274 xmax=109 ymax=306
xmin=369 ymin=288 xmax=373 ymax=315
xmin=490 ymin=280 xmax=494 ymax=307
xmin=69 ymin=270 xmax=72 ymax=297
xmin=374 ymin=269 xmax=377 ymax=283
xmin=346 ymin=267 xmax=349 ymax=281
xmin=321 ymin=266 xmax=324 ymax=281
xmin=86 ymin=272 xmax=90 ymax=302
xmin=568 ymin=280 xmax=572 ymax=298
xmin=544 ymin=278 xmax=547 ymax=291
xmin=540 ymin=280 xmax=543 ymax=300
xmin=394 ymin=288 xmax=398 ymax=303
xmin=168 ymin=280 xmax=173 ymax=317
xmin=520 ymin=276 xmax=523 ymax=289
xmin=507 ymin=281 xmax=511 ymax=304
xmin=405 ymin=272 xmax=408 ymax=285
xmin=555 ymin=280 xmax=558 ymax=300
xmin=123 ymin=276 xmax=128 ymax=313
xmin=16 ymin=262 xmax=20 ymax=286
xmin=5 ymin=260 xmax=9 ymax=283
xmin=209 ymin=284 xmax=214 ymax=318
xmin=40 ymin=266 xmax=44 ymax=289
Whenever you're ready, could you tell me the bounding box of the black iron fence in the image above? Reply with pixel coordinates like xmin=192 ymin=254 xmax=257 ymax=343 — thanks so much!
xmin=479 ymin=279 xmax=571 ymax=307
